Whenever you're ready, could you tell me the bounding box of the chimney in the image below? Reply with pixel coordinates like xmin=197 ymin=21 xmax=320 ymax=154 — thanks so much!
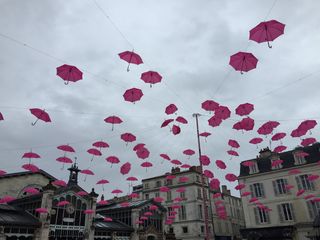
xmin=259 ymin=147 xmax=272 ymax=158
xmin=221 ymin=185 xmax=228 ymax=194
xmin=171 ymin=167 xmax=180 ymax=174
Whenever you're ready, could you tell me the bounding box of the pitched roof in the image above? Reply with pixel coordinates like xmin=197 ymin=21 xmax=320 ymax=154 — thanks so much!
xmin=96 ymin=199 xmax=166 ymax=212
xmin=239 ymin=143 xmax=320 ymax=177
xmin=0 ymin=169 xmax=56 ymax=181
xmin=95 ymin=214 xmax=133 ymax=232
xmin=0 ymin=204 xmax=40 ymax=227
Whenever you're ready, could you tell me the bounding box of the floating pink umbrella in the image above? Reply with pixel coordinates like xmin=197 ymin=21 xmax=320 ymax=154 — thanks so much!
xmin=136 ymin=147 xmax=150 ymax=159
xmin=273 ymin=145 xmax=287 ymax=153
xmin=0 ymin=112 xmax=3 ymax=121
xmin=93 ymin=141 xmax=109 ymax=150
xmin=87 ymin=148 xmax=102 ymax=161
xmin=249 ymin=137 xmax=263 ymax=145
xmin=35 ymin=208 xmax=48 ymax=213
xmin=104 ymin=115 xmax=123 ymax=131
xmin=200 ymin=155 xmax=211 ymax=166
xmin=140 ymin=216 xmax=148 ymax=221
xmin=160 ymin=153 xmax=171 ymax=163
xmin=123 ymin=88 xmax=143 ymax=103
xmin=97 ymin=200 xmax=109 ymax=205
xmin=308 ymin=174 xmax=319 ymax=182
xmin=181 ymin=164 xmax=191 ymax=168
xmin=235 ymin=103 xmax=254 ymax=116
xmin=154 ymin=197 xmax=164 ymax=203
xmin=128 ymin=193 xmax=139 ymax=199
xmin=133 ymin=143 xmax=145 ymax=151
xmin=288 ymin=169 xmax=301 ymax=175
xmin=229 ymin=52 xmax=258 ymax=74
xmin=215 ymin=106 xmax=231 ymax=120
xmin=208 ymin=116 xmax=222 ymax=128
xmin=118 ymin=50 xmax=143 ymax=71
xmin=76 ymin=191 xmax=88 ymax=196
xmin=213 ymin=193 xmax=222 ymax=198
xmin=0 ymin=170 xmax=7 ymax=176
xmin=209 ymin=178 xmax=220 ymax=190
xmin=241 ymin=192 xmax=252 ymax=197
xmin=199 ymin=131 xmax=211 ymax=138
xmin=238 ymin=117 xmax=255 ymax=131
xmin=29 ymin=108 xmax=51 ymax=126
xmin=227 ymin=150 xmax=239 ymax=157
xmin=271 ymin=132 xmax=286 ymax=141
xmin=106 ymin=156 xmax=120 ymax=167
xmin=57 ymin=200 xmax=70 ymax=207
xmin=183 ymin=149 xmax=195 ymax=157
xmin=24 ymin=187 xmax=40 ymax=195
xmin=249 ymin=197 xmax=259 ymax=203
xmin=242 ymin=161 xmax=255 ymax=167
xmin=165 ymin=104 xmax=178 ymax=115
xmin=144 ymin=211 xmax=153 ymax=216
xmin=271 ymin=159 xmax=283 ymax=167
xmin=141 ymin=161 xmax=153 ymax=170
xmin=56 ymin=156 xmax=73 ymax=169
xmin=235 ymin=183 xmax=246 ymax=190
xmin=160 ymin=186 xmax=170 ymax=192
xmin=291 ymin=128 xmax=307 ymax=138
xmin=176 ymin=116 xmax=188 ymax=124
xmin=57 ymin=144 xmax=75 ymax=153
xmin=228 ymin=139 xmax=240 ymax=148
xmin=140 ymin=71 xmax=162 ymax=87
xmin=304 ymin=194 xmax=315 ymax=200
xmin=149 ymin=205 xmax=158 ymax=210
xmin=203 ymin=170 xmax=214 ymax=178
xmin=80 ymin=169 xmax=94 ymax=181
xmin=296 ymin=189 xmax=305 ymax=197
xmin=97 ymin=179 xmax=109 ymax=191
xmin=52 ymin=180 xmax=67 ymax=187
xmin=172 ymin=125 xmax=181 ymax=135
xmin=120 ymin=162 xmax=131 ymax=175
xmin=301 ymin=137 xmax=317 ymax=147
xmin=249 ymin=20 xmax=285 ymax=48
xmin=166 ymin=175 xmax=176 ymax=180
xmin=179 ymin=177 xmax=189 ymax=183
xmin=161 ymin=119 xmax=174 ymax=128
xmin=126 ymin=176 xmax=138 ymax=182
xmin=171 ymin=159 xmax=182 ymax=165
xmin=298 ymin=120 xmax=317 ymax=132
xmin=201 ymin=100 xmax=219 ymax=112
xmin=225 ymin=173 xmax=237 ymax=182
xmin=176 ymin=187 xmax=186 ymax=193
xmin=84 ymin=209 xmax=95 ymax=215
xmin=121 ymin=133 xmax=136 ymax=145
xmin=174 ymin=197 xmax=183 ymax=202
xmin=120 ymin=202 xmax=130 ymax=207
xmin=111 ymin=189 xmax=123 ymax=196
xmin=22 ymin=151 xmax=41 ymax=164
xmin=258 ymin=121 xmax=279 ymax=135
xmin=22 ymin=163 xmax=39 ymax=173
xmin=296 ymin=152 xmax=309 ymax=157
xmin=56 ymin=64 xmax=83 ymax=84
xmin=216 ymin=160 xmax=226 ymax=169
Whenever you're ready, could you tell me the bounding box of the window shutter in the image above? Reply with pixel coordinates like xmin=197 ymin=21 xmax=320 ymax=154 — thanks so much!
xmin=296 ymin=176 xmax=302 ymax=190
xmin=260 ymin=183 xmax=265 ymax=198
xmin=307 ymin=201 xmax=315 ymax=219
xmin=253 ymin=207 xmax=259 ymax=225
xmin=250 ymin=185 xmax=255 ymax=198
xmin=284 ymin=179 xmax=290 ymax=194
xmin=309 ymin=177 xmax=315 ymax=191
xmin=272 ymin=181 xmax=279 ymax=196
xmin=277 ymin=205 xmax=284 ymax=223
xmin=266 ymin=210 xmax=271 ymax=223
xmin=289 ymin=203 xmax=296 ymax=221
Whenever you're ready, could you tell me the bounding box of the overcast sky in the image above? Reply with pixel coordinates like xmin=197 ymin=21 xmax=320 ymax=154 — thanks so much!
xmin=0 ymin=0 xmax=320 ymax=199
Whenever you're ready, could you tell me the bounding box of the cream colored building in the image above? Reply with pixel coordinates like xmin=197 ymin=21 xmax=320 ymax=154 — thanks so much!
xmin=238 ymin=144 xmax=320 ymax=240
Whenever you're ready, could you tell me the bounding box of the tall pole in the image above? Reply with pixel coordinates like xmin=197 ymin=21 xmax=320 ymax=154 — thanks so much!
xmin=193 ymin=113 xmax=212 ymax=240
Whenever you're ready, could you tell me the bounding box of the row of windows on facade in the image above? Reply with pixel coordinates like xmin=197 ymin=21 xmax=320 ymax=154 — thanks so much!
xmin=254 ymin=200 xmax=320 ymax=224
xmin=250 ymin=174 xmax=316 ymax=198
xmin=170 ymin=222 xmax=241 ymax=235
xmin=144 ymin=187 xmax=209 ymax=201
xmin=169 ymin=225 xmax=210 ymax=235
xmin=143 ymin=175 xmax=203 ymax=189
xmin=249 ymin=154 xmax=308 ymax=174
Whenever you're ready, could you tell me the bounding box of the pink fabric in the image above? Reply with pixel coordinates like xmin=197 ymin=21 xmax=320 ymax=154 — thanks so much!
xmin=216 ymin=160 xmax=226 ymax=169
xmin=22 ymin=152 xmax=41 ymax=159
xmin=161 ymin=119 xmax=174 ymax=128
xmin=165 ymin=104 xmax=178 ymax=115
xmin=271 ymin=132 xmax=286 ymax=141
xmin=57 ymin=145 xmax=75 ymax=152
xmin=199 ymin=132 xmax=211 ymax=137
xmin=249 ymin=137 xmax=263 ymax=144
xmin=215 ymin=106 xmax=231 ymax=120
xmin=56 ymin=156 xmax=73 ymax=164
xmin=235 ymin=103 xmax=254 ymax=116
xmin=203 ymin=169 xmax=214 ymax=178
xmin=172 ymin=125 xmax=181 ymax=135
xmin=229 ymin=52 xmax=258 ymax=73
xmin=93 ymin=141 xmax=109 ymax=148
xmin=80 ymin=169 xmax=94 ymax=175
xmin=183 ymin=149 xmax=195 ymax=156
xmin=176 ymin=116 xmax=188 ymax=124
xmin=22 ymin=164 xmax=39 ymax=173
xmin=121 ymin=133 xmax=136 ymax=143
xmin=97 ymin=179 xmax=109 ymax=184
xmin=87 ymin=148 xmax=102 ymax=156
xmin=160 ymin=154 xmax=171 ymax=161
xmin=225 ymin=173 xmax=238 ymax=182
xmin=301 ymin=137 xmax=317 ymax=147
xmin=120 ymin=162 xmax=131 ymax=175
xmin=171 ymin=159 xmax=182 ymax=165
xmin=136 ymin=148 xmax=150 ymax=159
xmin=52 ymin=180 xmax=67 ymax=187
xmin=227 ymin=150 xmax=239 ymax=156
xmin=228 ymin=139 xmax=240 ymax=148
xmin=201 ymin=100 xmax=219 ymax=112
xmin=140 ymin=71 xmax=162 ymax=86
xmin=200 ymin=155 xmax=211 ymax=166
xmin=249 ymin=20 xmax=285 ymax=44
xmin=273 ymin=145 xmax=287 ymax=153
xmin=141 ymin=162 xmax=153 ymax=168
xmin=29 ymin=108 xmax=51 ymax=123
xmin=57 ymin=201 xmax=70 ymax=207
xmin=118 ymin=51 xmax=143 ymax=65
xmin=208 ymin=115 xmax=222 ymax=128
xmin=133 ymin=143 xmax=145 ymax=151
xmin=56 ymin=64 xmax=83 ymax=83
xmin=123 ymin=88 xmax=143 ymax=103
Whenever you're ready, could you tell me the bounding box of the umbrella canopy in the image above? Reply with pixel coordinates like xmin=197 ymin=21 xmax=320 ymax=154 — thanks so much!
xmin=216 ymin=160 xmax=226 ymax=169
xmin=22 ymin=163 xmax=39 ymax=172
xmin=22 ymin=151 xmax=41 ymax=160
xmin=274 ymin=145 xmax=287 ymax=153
xmin=0 ymin=112 xmax=4 ymax=121
xmin=161 ymin=119 xmax=174 ymax=128
xmin=183 ymin=149 xmax=195 ymax=156
xmin=172 ymin=125 xmax=181 ymax=135
xmin=140 ymin=71 xmax=162 ymax=87
xmin=141 ymin=161 xmax=153 ymax=168
xmin=201 ymin=100 xmax=219 ymax=112
xmin=121 ymin=133 xmax=136 ymax=144
xmin=160 ymin=186 xmax=170 ymax=192
xmin=291 ymin=128 xmax=307 ymax=138
xmin=118 ymin=51 xmax=143 ymax=71
xmin=228 ymin=139 xmax=240 ymax=148
xmin=93 ymin=141 xmax=109 ymax=149
xmin=111 ymin=189 xmax=123 ymax=194
xmin=199 ymin=132 xmax=211 ymax=137
xmin=24 ymin=187 xmax=40 ymax=195
xmin=84 ymin=209 xmax=95 ymax=214
xmin=80 ymin=169 xmax=94 ymax=175
xmin=56 ymin=156 xmax=73 ymax=164
xmin=123 ymin=88 xmax=143 ymax=103
xmin=215 ymin=106 xmax=231 ymax=120
xmin=133 ymin=143 xmax=145 ymax=151
xmin=35 ymin=208 xmax=48 ymax=213
xmin=209 ymin=178 xmax=220 ymax=190
xmin=235 ymin=103 xmax=254 ymax=116
xmin=76 ymin=191 xmax=88 ymax=196
xmin=298 ymin=120 xmax=317 ymax=131
xmin=249 ymin=20 xmax=285 ymax=48
xmin=249 ymin=137 xmax=263 ymax=145
xmin=97 ymin=179 xmax=109 ymax=185
xmin=203 ymin=170 xmax=214 ymax=178
xmin=126 ymin=177 xmax=138 ymax=182
xmin=57 ymin=144 xmax=75 ymax=153
xmin=52 ymin=180 xmax=67 ymax=187
xmin=1 ymin=196 xmax=17 ymax=203
xmin=208 ymin=116 xmax=222 ymax=128
xmin=271 ymin=132 xmax=286 ymax=141
xmin=106 ymin=156 xmax=120 ymax=166
xmin=165 ymin=104 xmax=178 ymax=115
xmin=225 ymin=173 xmax=238 ymax=182
xmin=104 ymin=115 xmax=123 ymax=131
xmin=301 ymin=137 xmax=317 ymax=147
xmin=136 ymin=147 xmax=150 ymax=159
xmin=181 ymin=164 xmax=191 ymax=168
xmin=57 ymin=200 xmax=70 ymax=207
xmin=120 ymin=162 xmax=131 ymax=175
xmin=0 ymin=170 xmax=7 ymax=176
xmin=229 ymin=52 xmax=258 ymax=74
xmin=200 ymin=155 xmax=211 ymax=166
xmin=160 ymin=154 xmax=171 ymax=161
xmin=87 ymin=148 xmax=102 ymax=161
xmin=171 ymin=159 xmax=182 ymax=165
xmin=227 ymin=150 xmax=239 ymax=156
xmin=29 ymin=108 xmax=51 ymax=126
xmin=176 ymin=116 xmax=188 ymax=124
xmin=56 ymin=64 xmax=83 ymax=84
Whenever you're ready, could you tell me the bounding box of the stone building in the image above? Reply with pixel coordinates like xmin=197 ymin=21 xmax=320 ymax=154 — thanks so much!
xmin=238 ymin=143 xmax=320 ymax=240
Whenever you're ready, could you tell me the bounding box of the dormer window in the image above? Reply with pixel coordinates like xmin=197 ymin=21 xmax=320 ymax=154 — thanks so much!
xmin=249 ymin=161 xmax=259 ymax=174
xmin=271 ymin=154 xmax=283 ymax=170
xmin=294 ymin=151 xmax=306 ymax=165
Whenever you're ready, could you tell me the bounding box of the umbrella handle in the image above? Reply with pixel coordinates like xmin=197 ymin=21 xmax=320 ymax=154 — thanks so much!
xmin=64 ymin=81 xmax=69 ymax=85
xmin=127 ymin=63 xmax=130 ymax=72
xmin=31 ymin=118 xmax=39 ymax=126
xmin=267 ymin=41 xmax=272 ymax=48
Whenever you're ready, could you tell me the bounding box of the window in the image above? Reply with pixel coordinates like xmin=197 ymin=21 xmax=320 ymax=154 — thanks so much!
xmin=156 ymin=181 xmax=161 ymax=188
xmin=155 ymin=192 xmax=160 ymax=198
xmin=196 ymin=175 xmax=200 ymax=182
xmin=201 ymin=225 xmax=204 ymax=233
xmin=294 ymin=152 xmax=306 ymax=165
xmin=166 ymin=179 xmax=173 ymax=186
xmin=144 ymin=183 xmax=149 ymax=189
xmin=278 ymin=203 xmax=295 ymax=222
xmin=198 ymin=204 xmax=203 ymax=219
xmin=180 ymin=191 xmax=186 ymax=199
xmin=225 ymin=222 xmax=229 ymax=233
xmin=167 ymin=191 xmax=172 ymax=201
xmin=197 ymin=188 xmax=202 ymax=199
xmin=168 ymin=207 xmax=173 ymax=216
xmin=249 ymin=162 xmax=258 ymax=174
xmin=271 ymin=158 xmax=283 ymax=170
xmin=217 ymin=221 xmax=222 ymax=233
xmin=273 ymin=179 xmax=288 ymax=195
xmin=296 ymin=174 xmax=315 ymax=191
xmin=145 ymin=194 xmax=149 ymax=200
xmin=179 ymin=205 xmax=187 ymax=220
xmin=182 ymin=226 xmax=188 ymax=233
xmin=169 ymin=227 xmax=174 ymax=233
xmin=307 ymin=200 xmax=320 ymax=219
xmin=254 ymin=207 xmax=269 ymax=224
xmin=250 ymin=183 xmax=265 ymax=198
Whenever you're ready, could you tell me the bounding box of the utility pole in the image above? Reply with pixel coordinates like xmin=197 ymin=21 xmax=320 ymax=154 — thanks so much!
xmin=193 ymin=113 xmax=214 ymax=240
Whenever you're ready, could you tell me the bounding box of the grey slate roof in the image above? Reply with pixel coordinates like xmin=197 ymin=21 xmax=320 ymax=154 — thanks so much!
xmin=97 ymin=199 xmax=166 ymax=212
xmin=0 ymin=204 xmax=40 ymax=227
xmin=0 ymin=169 xmax=56 ymax=181
xmin=95 ymin=215 xmax=133 ymax=232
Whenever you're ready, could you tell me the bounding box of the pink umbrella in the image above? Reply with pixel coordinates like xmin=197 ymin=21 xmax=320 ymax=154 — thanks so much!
xmin=176 ymin=187 xmax=186 ymax=193
xmin=126 ymin=176 xmax=138 ymax=182
xmin=288 ymin=169 xmax=301 ymax=175
xmin=76 ymin=191 xmax=88 ymax=196
xmin=22 ymin=151 xmax=41 ymax=164
xmin=165 ymin=104 xmax=178 ymax=115
xmin=118 ymin=50 xmax=143 ymax=71
xmin=235 ymin=103 xmax=254 ymax=116
xmin=242 ymin=161 xmax=255 ymax=167
xmin=183 ymin=149 xmax=195 ymax=156
xmin=308 ymin=174 xmax=319 ymax=182
xmin=106 ymin=156 xmax=120 ymax=167
xmin=208 ymin=116 xmax=222 ymax=128
xmin=123 ymin=88 xmax=144 ymax=103
xmin=160 ymin=186 xmax=170 ymax=192
xmin=35 ymin=208 xmax=48 ymax=213
xmin=171 ymin=159 xmax=182 ymax=165
xmin=174 ymin=197 xmax=183 ymax=202
xmin=141 ymin=161 xmax=153 ymax=169
xmin=87 ymin=148 xmax=102 ymax=161
xmin=52 ymin=180 xmax=67 ymax=187
xmin=298 ymin=120 xmax=317 ymax=132
xmin=215 ymin=106 xmax=231 ymax=120
xmin=120 ymin=162 xmax=131 ymax=175
xmin=257 ymin=121 xmax=280 ymax=135
xmin=0 ymin=170 xmax=7 ymax=176
xmin=271 ymin=159 xmax=283 ymax=167
xmin=56 ymin=64 xmax=83 ymax=84
xmin=29 ymin=108 xmax=51 ymax=126
xmin=227 ymin=150 xmax=239 ymax=157
xmin=301 ymin=137 xmax=317 ymax=147
xmin=0 ymin=112 xmax=3 ymax=121
xmin=229 ymin=52 xmax=258 ymax=74
xmin=24 ymin=187 xmax=40 ymax=195
xmin=199 ymin=132 xmax=211 ymax=138
xmin=56 ymin=156 xmax=73 ymax=169
xmin=111 ymin=189 xmax=123 ymax=196
xmin=22 ymin=163 xmax=39 ymax=173
xmin=296 ymin=152 xmax=309 ymax=157
xmin=104 ymin=115 xmax=123 ymax=131
xmin=304 ymin=194 xmax=315 ymax=200
xmin=178 ymin=177 xmax=189 ymax=183
xmin=120 ymin=202 xmax=130 ymax=207
xmin=181 ymin=164 xmax=191 ymax=168
xmin=149 ymin=205 xmax=158 ymax=210
xmin=84 ymin=209 xmax=95 ymax=214
xmin=249 ymin=197 xmax=259 ymax=203
xmin=209 ymin=178 xmax=220 ymax=190
xmin=161 ymin=119 xmax=174 ymax=128
xmin=128 ymin=193 xmax=139 ymax=199
xmin=216 ymin=160 xmax=226 ymax=169
xmin=140 ymin=216 xmax=148 ymax=221
xmin=144 ymin=211 xmax=153 ymax=216
xmin=203 ymin=169 xmax=214 ymax=178
xmin=249 ymin=137 xmax=263 ymax=145
xmin=93 ymin=141 xmax=109 ymax=149
xmin=166 ymin=175 xmax=176 ymax=180
xmin=176 ymin=116 xmax=188 ymax=124
xmin=240 ymin=117 xmax=255 ymax=131
xmin=213 ymin=193 xmax=222 ymax=198
xmin=249 ymin=20 xmax=285 ymax=48
xmin=80 ymin=169 xmax=94 ymax=181
xmin=133 ymin=143 xmax=145 ymax=151
xmin=241 ymin=192 xmax=252 ymax=197
xmin=296 ymin=189 xmax=305 ymax=197
xmin=172 ymin=125 xmax=181 ymax=135
xmin=97 ymin=179 xmax=109 ymax=191
xmin=225 ymin=173 xmax=237 ymax=182
xmin=235 ymin=183 xmax=246 ymax=190
xmin=154 ymin=197 xmax=164 ymax=203
xmin=121 ymin=133 xmax=136 ymax=145
xmin=291 ymin=128 xmax=307 ymax=138
xmin=201 ymin=100 xmax=219 ymax=112
xmin=57 ymin=200 xmax=70 ymax=207
xmin=200 ymin=155 xmax=211 ymax=166
xmin=160 ymin=153 xmax=171 ymax=163
xmin=140 ymin=71 xmax=162 ymax=87
xmin=271 ymin=132 xmax=286 ymax=141
xmin=136 ymin=147 xmax=150 ymax=159
xmin=57 ymin=145 xmax=75 ymax=153
xmin=97 ymin=200 xmax=109 ymax=205
xmin=228 ymin=139 xmax=240 ymax=148
xmin=273 ymin=145 xmax=287 ymax=153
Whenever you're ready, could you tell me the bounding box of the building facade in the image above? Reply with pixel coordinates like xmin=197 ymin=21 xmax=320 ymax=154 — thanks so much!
xmin=239 ymin=143 xmax=320 ymax=240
